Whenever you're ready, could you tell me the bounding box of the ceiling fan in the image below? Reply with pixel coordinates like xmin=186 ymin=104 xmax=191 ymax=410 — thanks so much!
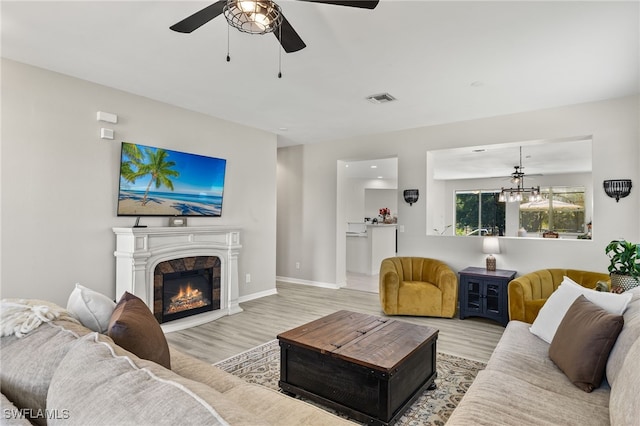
xmin=507 ymin=147 xmax=543 ymax=182
xmin=499 ymin=147 xmax=542 ymax=203
xmin=170 ymin=0 xmax=379 ymax=53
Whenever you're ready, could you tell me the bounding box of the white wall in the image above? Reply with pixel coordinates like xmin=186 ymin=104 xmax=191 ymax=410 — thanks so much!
xmin=1 ymin=59 xmax=277 ymax=306
xmin=276 ymin=145 xmax=305 ymax=282
xmin=344 ymin=177 xmax=367 ymax=222
xmin=277 ymin=96 xmax=639 ymax=284
xmin=364 ymin=188 xmax=397 ymax=221
xmin=344 ymin=178 xmax=397 ymax=222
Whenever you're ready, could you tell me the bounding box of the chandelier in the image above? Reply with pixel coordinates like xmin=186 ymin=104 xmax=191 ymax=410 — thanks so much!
xmin=498 ymin=147 xmax=542 ymax=203
xmin=223 ymin=0 xmax=283 ymax=35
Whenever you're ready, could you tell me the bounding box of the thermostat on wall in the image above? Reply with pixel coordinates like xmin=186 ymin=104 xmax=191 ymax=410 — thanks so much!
xmin=100 ymin=128 xmax=114 ymax=140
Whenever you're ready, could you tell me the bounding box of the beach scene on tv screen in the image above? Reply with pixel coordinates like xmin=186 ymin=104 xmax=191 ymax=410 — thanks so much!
xmin=117 ymin=142 xmax=226 ymax=216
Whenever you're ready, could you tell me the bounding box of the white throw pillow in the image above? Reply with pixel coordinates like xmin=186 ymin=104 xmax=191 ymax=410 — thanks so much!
xmin=66 ymin=283 xmax=116 ymax=333
xmin=529 ymin=276 xmax=632 ymax=343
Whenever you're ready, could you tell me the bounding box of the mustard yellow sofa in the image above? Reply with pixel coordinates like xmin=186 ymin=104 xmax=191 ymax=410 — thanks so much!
xmin=508 ymin=268 xmax=610 ymax=323
xmin=379 ymin=257 xmax=458 ymax=318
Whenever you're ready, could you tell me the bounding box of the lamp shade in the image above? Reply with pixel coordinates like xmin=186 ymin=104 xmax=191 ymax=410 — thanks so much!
xmin=482 ymin=236 xmax=500 ymax=255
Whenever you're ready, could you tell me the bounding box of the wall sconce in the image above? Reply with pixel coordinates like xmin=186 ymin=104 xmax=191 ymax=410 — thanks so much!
xmin=603 ymin=179 xmax=632 ymax=202
xmin=404 ymin=189 xmax=419 ymax=206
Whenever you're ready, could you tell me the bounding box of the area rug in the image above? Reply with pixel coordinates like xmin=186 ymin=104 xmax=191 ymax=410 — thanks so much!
xmin=215 ymin=340 xmax=485 ymax=425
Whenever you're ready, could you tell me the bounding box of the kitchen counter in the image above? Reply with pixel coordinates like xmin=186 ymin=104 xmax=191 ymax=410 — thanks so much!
xmin=346 ymin=224 xmax=396 ymax=275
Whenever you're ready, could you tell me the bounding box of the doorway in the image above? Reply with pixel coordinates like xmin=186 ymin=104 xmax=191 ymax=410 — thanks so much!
xmin=337 ymin=157 xmax=398 ymax=293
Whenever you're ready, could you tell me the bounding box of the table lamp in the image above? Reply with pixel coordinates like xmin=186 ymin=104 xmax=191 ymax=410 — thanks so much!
xmin=482 ymin=237 xmax=500 ymax=271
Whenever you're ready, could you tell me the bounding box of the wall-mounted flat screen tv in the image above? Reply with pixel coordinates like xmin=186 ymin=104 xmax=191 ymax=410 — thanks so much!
xmin=117 ymin=142 xmax=226 ymax=217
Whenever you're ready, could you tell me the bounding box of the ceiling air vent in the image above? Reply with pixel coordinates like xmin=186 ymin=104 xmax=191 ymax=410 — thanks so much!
xmin=366 ymin=93 xmax=397 ymax=104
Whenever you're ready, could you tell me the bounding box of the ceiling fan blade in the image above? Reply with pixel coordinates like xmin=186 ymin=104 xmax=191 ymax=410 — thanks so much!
xmin=274 ymin=15 xmax=307 ymax=53
xmin=170 ymin=0 xmax=227 ymax=33
xmin=296 ymin=0 xmax=379 ymax=9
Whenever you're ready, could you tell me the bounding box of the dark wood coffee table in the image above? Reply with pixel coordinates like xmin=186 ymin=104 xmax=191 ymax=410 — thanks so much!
xmin=277 ymin=310 xmax=438 ymax=426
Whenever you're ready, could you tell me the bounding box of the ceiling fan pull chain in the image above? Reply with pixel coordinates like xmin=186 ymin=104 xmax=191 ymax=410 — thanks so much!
xmin=226 ymin=24 xmax=231 ymax=62
xmin=278 ymin=25 xmax=283 ymax=78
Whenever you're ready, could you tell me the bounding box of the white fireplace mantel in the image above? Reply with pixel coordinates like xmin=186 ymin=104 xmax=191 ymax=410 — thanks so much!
xmin=113 ymin=226 xmax=243 ymax=332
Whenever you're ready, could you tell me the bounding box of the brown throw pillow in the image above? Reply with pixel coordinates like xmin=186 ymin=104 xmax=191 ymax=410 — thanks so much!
xmin=107 ymin=292 xmax=171 ymax=369
xmin=549 ymin=295 xmax=623 ymax=392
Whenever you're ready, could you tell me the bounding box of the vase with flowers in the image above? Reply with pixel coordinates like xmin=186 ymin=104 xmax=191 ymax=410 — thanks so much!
xmin=379 ymin=208 xmax=391 ymax=224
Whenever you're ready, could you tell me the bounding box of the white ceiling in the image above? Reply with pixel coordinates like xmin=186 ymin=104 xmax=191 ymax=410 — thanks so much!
xmin=342 ymin=136 xmax=592 ymax=181
xmin=2 ymin=1 xmax=638 ymax=148
xmin=430 ymin=136 xmax=593 ymax=180
xmin=343 ymin=157 xmax=398 ymax=180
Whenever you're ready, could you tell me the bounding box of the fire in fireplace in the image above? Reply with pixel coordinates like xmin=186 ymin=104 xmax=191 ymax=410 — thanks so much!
xmin=162 ymin=268 xmax=215 ymax=323
xmin=166 ymin=282 xmax=208 ymax=314
xmin=153 ymin=256 xmax=222 ymax=324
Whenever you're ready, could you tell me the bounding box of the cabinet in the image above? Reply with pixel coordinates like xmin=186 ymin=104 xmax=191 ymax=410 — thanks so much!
xmin=458 ymin=267 xmax=516 ymax=326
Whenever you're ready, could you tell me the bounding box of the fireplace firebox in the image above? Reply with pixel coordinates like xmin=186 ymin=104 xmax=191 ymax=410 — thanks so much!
xmin=153 ymin=256 xmax=221 ymax=324
xmin=162 ymin=269 xmax=213 ymax=323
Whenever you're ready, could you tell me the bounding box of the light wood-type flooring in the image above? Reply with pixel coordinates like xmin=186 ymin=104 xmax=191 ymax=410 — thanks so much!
xmin=166 ymin=280 xmax=505 ymax=364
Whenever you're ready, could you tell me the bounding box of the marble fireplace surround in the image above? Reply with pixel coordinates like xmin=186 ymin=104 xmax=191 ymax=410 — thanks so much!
xmin=113 ymin=226 xmax=242 ymax=332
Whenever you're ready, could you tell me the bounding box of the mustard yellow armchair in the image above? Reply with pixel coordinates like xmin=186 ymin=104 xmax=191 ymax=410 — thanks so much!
xmin=379 ymin=257 xmax=458 ymax=318
xmin=508 ymin=269 xmax=610 ymax=323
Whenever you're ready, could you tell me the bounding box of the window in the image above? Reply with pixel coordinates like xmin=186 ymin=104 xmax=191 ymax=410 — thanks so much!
xmin=519 ymin=186 xmax=585 ymax=234
xmin=455 ymin=190 xmax=505 ymax=236
xmin=456 ymin=186 xmax=586 ymax=237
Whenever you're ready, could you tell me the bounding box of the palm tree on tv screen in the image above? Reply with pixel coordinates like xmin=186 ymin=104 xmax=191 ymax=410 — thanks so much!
xmin=139 ymin=148 xmax=179 ymax=206
xmin=122 ymin=144 xmax=180 ymax=207
xmin=120 ymin=143 xmax=143 ymax=183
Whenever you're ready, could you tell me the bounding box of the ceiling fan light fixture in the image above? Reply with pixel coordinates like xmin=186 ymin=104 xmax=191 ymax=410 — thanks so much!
xmin=499 ymin=146 xmax=541 ymax=203
xmin=224 ymin=0 xmax=283 ymax=35
xmin=238 ymin=0 xmax=258 ymax=13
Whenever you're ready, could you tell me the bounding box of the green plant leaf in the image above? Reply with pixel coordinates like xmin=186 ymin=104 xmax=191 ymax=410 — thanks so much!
xmin=606 ymin=239 xmax=640 ymax=279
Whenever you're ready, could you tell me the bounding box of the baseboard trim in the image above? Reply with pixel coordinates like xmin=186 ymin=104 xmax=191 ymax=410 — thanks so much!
xmin=238 ymin=288 xmax=278 ymax=303
xmin=276 ymin=276 xmax=344 ymax=290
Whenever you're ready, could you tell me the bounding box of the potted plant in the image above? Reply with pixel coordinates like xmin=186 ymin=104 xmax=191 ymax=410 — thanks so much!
xmin=605 ymin=239 xmax=640 ymax=292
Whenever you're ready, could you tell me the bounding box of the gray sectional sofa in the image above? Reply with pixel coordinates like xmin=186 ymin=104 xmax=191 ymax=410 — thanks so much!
xmin=3 ymin=285 xmax=639 ymax=426
xmin=447 ymin=285 xmax=640 ymax=425
xmin=0 ymin=313 xmax=355 ymax=426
